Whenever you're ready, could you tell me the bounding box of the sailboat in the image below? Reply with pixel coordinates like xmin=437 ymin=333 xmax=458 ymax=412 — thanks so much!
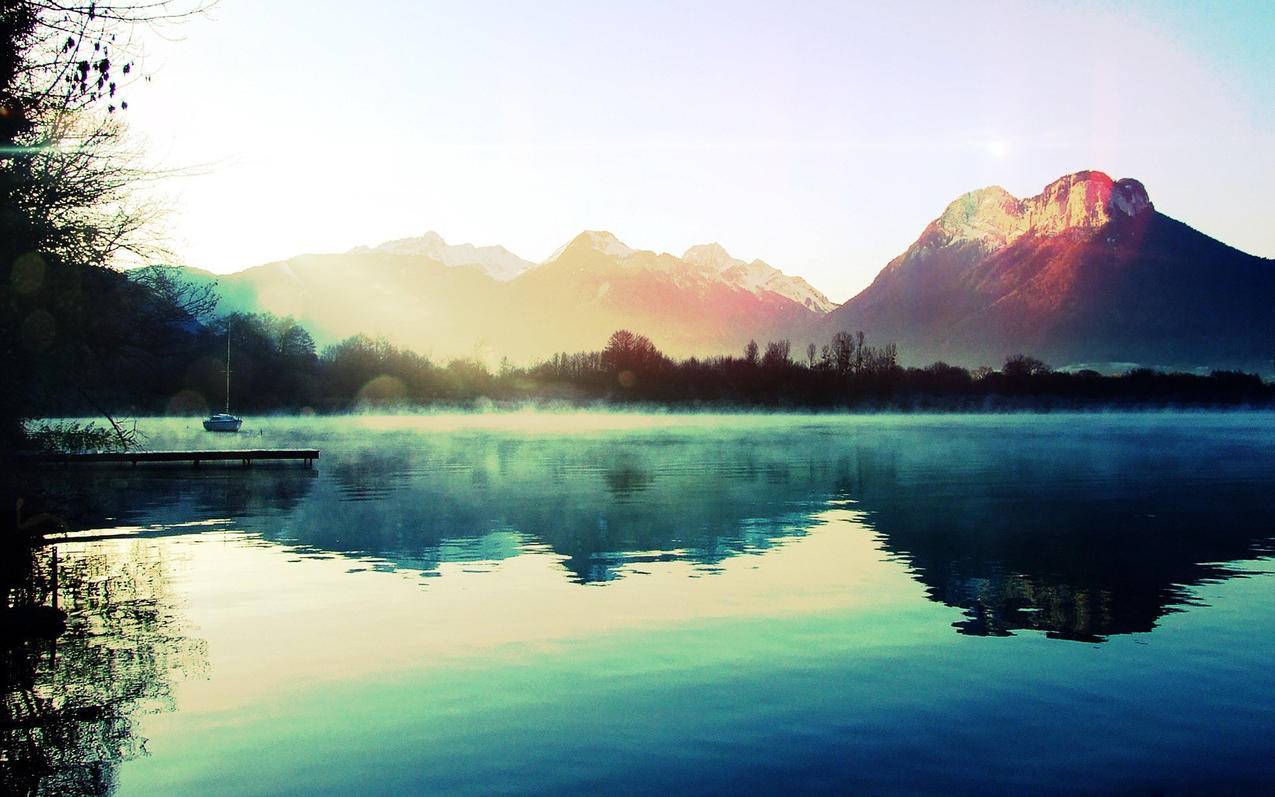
xmin=204 ymin=322 xmax=244 ymax=432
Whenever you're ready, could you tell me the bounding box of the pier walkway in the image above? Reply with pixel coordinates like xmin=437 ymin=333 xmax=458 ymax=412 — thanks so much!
xmin=20 ymin=449 xmax=320 ymax=467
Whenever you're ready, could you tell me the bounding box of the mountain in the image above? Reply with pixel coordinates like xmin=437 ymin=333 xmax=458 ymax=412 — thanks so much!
xmin=509 ymin=231 xmax=818 ymax=359
xmin=174 ymin=230 xmax=822 ymax=362
xmin=823 ymin=171 xmax=1275 ymax=371
xmin=162 ymin=180 xmax=1274 ymax=372
xmin=168 ymin=252 xmax=510 ymax=362
xmin=682 ymin=243 xmax=836 ymax=313
xmin=349 ymin=231 xmax=534 ymax=281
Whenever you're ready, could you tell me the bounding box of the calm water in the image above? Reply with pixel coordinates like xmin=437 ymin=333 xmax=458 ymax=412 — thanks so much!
xmin=7 ymin=412 xmax=1275 ymax=795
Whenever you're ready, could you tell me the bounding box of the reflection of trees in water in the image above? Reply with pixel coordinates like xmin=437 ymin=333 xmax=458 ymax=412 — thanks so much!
xmin=26 ymin=466 xmax=316 ymax=533
xmin=328 ymin=449 xmax=412 ymax=502
xmin=225 ymin=437 xmax=844 ymax=584
xmin=845 ymin=434 xmax=1275 ymax=642
xmin=603 ymin=463 xmax=654 ymax=500
xmin=1 ymin=543 xmax=204 ymax=796
xmin=42 ymin=422 xmax=1275 ymax=642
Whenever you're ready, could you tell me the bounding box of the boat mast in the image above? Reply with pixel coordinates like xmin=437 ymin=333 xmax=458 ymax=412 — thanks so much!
xmin=225 ymin=321 xmax=231 ymax=414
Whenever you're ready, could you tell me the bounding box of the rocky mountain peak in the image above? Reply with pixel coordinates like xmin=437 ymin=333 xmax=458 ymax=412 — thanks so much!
xmin=1028 ymin=170 xmax=1120 ymax=234
xmin=826 ymin=169 xmax=1269 ymax=372
xmin=350 ymin=231 xmax=534 ymax=281
xmin=685 ymin=242 xmax=835 ymax=313
xmin=935 ymin=171 xmax=1155 ymax=250
xmin=683 ymin=243 xmax=744 ymax=271
xmin=936 ymin=186 xmax=1025 ymax=247
xmin=551 ymin=230 xmax=636 ymax=261
xmin=1111 ymin=178 xmax=1152 ymax=217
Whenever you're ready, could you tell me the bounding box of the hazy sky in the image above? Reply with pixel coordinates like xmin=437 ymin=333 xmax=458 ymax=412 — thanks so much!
xmin=127 ymin=0 xmax=1274 ymax=300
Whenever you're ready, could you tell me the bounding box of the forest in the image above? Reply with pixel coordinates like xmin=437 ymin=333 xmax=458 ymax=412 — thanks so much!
xmin=17 ymin=271 xmax=1272 ymax=437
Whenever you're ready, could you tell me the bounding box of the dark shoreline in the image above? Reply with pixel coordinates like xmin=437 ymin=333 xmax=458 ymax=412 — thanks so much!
xmin=33 ymin=400 xmax=1275 ymax=422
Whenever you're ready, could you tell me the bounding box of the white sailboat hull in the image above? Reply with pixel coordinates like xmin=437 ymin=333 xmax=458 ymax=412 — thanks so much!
xmin=203 ymin=415 xmax=243 ymax=432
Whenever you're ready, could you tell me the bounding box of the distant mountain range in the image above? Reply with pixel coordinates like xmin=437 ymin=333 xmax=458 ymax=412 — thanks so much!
xmin=160 ymin=171 xmax=1274 ymax=371
xmin=348 ymin=231 xmax=535 ymax=281
xmin=171 ymin=230 xmax=822 ymax=361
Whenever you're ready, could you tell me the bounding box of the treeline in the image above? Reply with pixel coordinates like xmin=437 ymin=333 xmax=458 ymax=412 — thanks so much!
xmin=56 ymin=310 xmax=1275 ymax=415
xmin=7 ymin=242 xmax=1271 ymax=439
xmin=527 ymin=334 xmax=1272 ymax=409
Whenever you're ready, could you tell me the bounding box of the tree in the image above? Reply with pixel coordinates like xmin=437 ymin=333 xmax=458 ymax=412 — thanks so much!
xmin=762 ymin=339 xmax=791 ymax=368
xmin=1003 ymin=354 xmax=1051 ymax=378
xmin=743 ymin=339 xmax=759 ymax=366
xmin=0 ymin=541 xmax=205 ymax=796
xmin=921 ymin=361 xmax=972 ymax=392
xmin=280 ymin=323 xmax=317 ymax=361
xmin=867 ymin=342 xmax=898 ymax=375
xmin=830 ymin=331 xmax=854 ymax=375
xmin=806 ymin=342 xmax=817 ymax=368
xmin=0 ymin=1 xmax=209 ymax=451
xmin=601 ymin=330 xmax=664 ymax=373
xmin=132 ymin=265 xmax=219 ymax=326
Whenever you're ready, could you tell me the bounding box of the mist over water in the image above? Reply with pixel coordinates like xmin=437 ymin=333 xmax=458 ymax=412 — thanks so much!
xmin=10 ymin=412 xmax=1275 ymax=795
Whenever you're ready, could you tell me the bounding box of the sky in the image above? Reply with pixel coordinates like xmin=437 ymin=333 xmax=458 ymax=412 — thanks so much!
xmin=125 ymin=0 xmax=1275 ymax=301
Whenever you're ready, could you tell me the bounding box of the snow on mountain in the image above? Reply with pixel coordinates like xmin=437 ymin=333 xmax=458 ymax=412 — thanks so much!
xmin=682 ymin=243 xmax=744 ymax=271
xmin=351 ymin=231 xmax=535 ymax=281
xmin=547 ymin=230 xmax=637 ymax=262
xmin=684 ymin=243 xmax=836 ymax=313
xmin=350 ymin=230 xmax=836 ymax=314
xmin=522 ymin=231 xmax=821 ymax=360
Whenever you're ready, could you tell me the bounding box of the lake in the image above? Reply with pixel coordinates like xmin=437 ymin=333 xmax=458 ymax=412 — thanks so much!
xmin=8 ymin=412 xmax=1275 ymax=795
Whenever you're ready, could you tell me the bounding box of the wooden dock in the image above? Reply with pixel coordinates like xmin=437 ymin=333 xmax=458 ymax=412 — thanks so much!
xmin=20 ymin=449 xmax=320 ymax=467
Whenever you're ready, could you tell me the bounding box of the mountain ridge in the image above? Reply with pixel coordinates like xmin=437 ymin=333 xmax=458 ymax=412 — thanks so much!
xmin=172 ymin=229 xmax=822 ymax=361
xmin=682 ymin=243 xmax=836 ymax=313
xmin=349 ymin=230 xmax=536 ymax=281
xmin=151 ymin=170 xmax=1274 ymax=372
xmin=822 ymin=170 xmax=1275 ymax=371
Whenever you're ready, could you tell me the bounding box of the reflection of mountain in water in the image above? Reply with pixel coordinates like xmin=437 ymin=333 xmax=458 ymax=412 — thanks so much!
xmin=841 ymin=422 xmax=1275 ymax=641
xmin=44 ymin=417 xmax=1275 ymax=640
xmin=8 ymin=417 xmax=1273 ymax=796
xmin=35 ymin=436 xmax=832 ymax=583
xmin=252 ymin=437 xmax=836 ymax=583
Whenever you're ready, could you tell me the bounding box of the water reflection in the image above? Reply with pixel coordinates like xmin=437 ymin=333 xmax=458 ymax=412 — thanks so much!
xmin=1 ymin=543 xmax=204 ymax=796
xmin=5 ymin=414 xmax=1275 ymax=794
xmin=31 ymin=466 xmax=316 ymax=536
xmin=842 ymin=423 xmax=1275 ymax=640
xmin=30 ymin=415 xmax=1275 ymax=640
